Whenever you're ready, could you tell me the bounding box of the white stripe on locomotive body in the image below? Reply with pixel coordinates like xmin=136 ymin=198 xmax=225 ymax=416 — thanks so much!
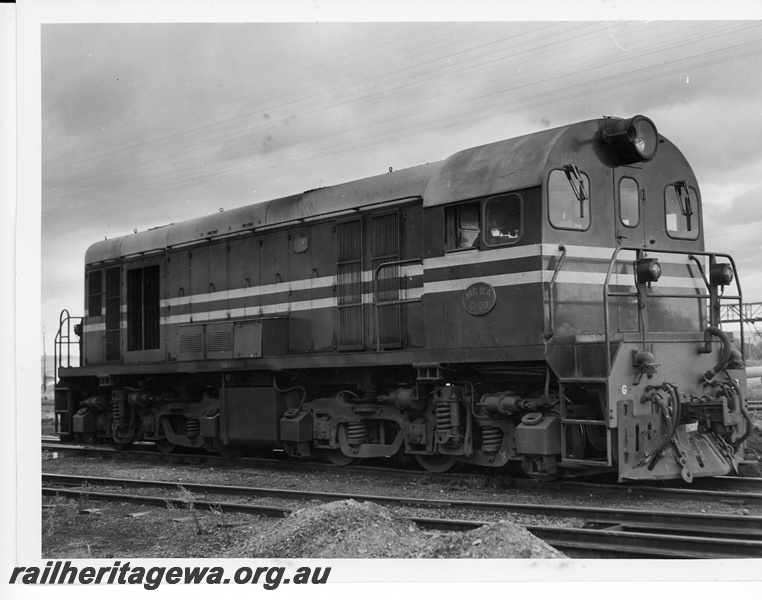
xmin=161 ymin=292 xmax=426 ymax=326
xmin=163 ymin=297 xmax=338 ymax=325
xmin=424 ymin=243 xmax=704 ymax=269
xmin=83 ymin=245 xmax=707 ymax=332
xmin=165 ymin=275 xmax=338 ymax=307
xmin=421 ymin=271 xmax=705 ymax=295
xmin=159 ymin=244 xmax=703 ymax=308
xmin=423 ymin=243 xmax=618 ymax=269
xmin=423 ymin=271 xmax=543 ymax=294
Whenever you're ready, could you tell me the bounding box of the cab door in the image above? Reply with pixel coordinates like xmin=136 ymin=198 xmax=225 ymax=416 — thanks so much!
xmin=614 ymin=166 xmax=646 ymax=248
xmin=613 ymin=166 xmax=645 ymax=332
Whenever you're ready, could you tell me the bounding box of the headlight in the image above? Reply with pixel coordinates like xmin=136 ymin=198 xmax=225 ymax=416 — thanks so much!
xmin=602 ymin=115 xmax=659 ymax=164
xmin=636 ymin=257 xmax=661 ymax=284
xmin=710 ymin=263 xmax=733 ymax=286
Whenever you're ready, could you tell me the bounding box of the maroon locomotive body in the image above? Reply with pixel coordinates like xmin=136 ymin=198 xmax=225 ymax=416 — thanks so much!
xmin=55 ymin=115 xmax=751 ymax=481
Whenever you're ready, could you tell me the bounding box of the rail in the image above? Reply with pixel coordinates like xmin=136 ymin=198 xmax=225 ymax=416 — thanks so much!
xmin=43 ymin=474 xmax=762 ymax=558
xmin=372 ymin=258 xmax=423 ymax=351
xmin=53 ymin=309 xmax=82 ymax=380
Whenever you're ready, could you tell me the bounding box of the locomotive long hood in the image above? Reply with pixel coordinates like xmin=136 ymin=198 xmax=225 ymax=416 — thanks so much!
xmin=83 ymin=117 xmax=660 ymax=265
xmin=84 ymin=162 xmax=441 ymax=265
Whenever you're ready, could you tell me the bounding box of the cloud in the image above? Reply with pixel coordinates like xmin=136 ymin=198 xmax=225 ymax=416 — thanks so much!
xmin=712 ymin=186 xmax=762 ymax=225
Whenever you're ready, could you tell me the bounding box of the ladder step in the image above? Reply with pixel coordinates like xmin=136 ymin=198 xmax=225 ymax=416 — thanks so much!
xmin=562 ymin=418 xmax=607 ymax=426
xmin=559 ymin=382 xmax=613 ymax=469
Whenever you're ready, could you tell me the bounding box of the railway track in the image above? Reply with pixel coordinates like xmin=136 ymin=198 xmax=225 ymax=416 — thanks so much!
xmin=42 ymin=473 xmax=762 ymax=558
xmin=42 ymin=437 xmax=762 ymax=507
xmin=542 ymin=478 xmax=762 ymax=507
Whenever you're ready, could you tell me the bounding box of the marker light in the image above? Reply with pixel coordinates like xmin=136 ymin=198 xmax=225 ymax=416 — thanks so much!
xmin=602 ymin=115 xmax=659 ymax=164
xmin=636 ymin=258 xmax=661 ymax=284
xmin=633 ymin=350 xmax=659 ymax=374
xmin=710 ymin=263 xmax=734 ymax=286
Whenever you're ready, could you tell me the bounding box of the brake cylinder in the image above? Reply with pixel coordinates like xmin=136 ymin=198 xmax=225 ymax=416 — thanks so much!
xmin=478 ymin=391 xmax=524 ymax=415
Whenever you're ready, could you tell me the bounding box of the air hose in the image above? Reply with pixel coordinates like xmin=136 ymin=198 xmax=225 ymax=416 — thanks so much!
xmin=726 ymin=377 xmax=753 ymax=449
xmin=273 ymin=377 xmax=307 ymax=413
xmin=702 ymin=326 xmax=732 ymax=382
xmin=702 ymin=327 xmax=751 ymax=449
xmin=647 ymin=383 xmax=681 ymax=471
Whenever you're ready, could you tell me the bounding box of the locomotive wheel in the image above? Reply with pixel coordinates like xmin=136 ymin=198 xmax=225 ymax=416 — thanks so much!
xmin=106 ymin=439 xmax=132 ymax=451
xmin=522 ymin=455 xmax=562 ymax=481
xmin=321 ymin=449 xmax=360 ymax=466
xmin=216 ymin=445 xmax=241 ymax=458
xmin=415 ymin=454 xmax=458 ymax=473
xmin=527 ymin=470 xmax=561 ymax=482
xmin=565 ymin=424 xmax=586 ymax=460
xmin=155 ymin=439 xmax=176 ymax=454
xmin=585 ymin=424 xmax=607 ymax=452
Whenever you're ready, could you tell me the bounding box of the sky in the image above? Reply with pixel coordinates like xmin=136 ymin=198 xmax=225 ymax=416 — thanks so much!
xmin=35 ymin=16 xmax=762 ymax=352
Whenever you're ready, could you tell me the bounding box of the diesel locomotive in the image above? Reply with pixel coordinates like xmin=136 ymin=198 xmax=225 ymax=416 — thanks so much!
xmin=54 ymin=115 xmax=752 ymax=482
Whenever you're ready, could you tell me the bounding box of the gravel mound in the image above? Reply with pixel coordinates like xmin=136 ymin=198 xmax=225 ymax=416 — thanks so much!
xmin=236 ymin=499 xmax=566 ymax=559
xmin=417 ymin=520 xmax=566 ymax=559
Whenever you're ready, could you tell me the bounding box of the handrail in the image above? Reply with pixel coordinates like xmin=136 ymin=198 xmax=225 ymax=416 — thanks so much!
xmin=372 ymin=258 xmax=423 ymax=351
xmin=687 ymin=254 xmax=711 ymax=290
xmin=54 ymin=309 xmax=83 ymax=381
xmin=544 ymin=244 xmax=567 ymax=339
xmin=53 ymin=309 xmax=70 ymax=372
xmin=602 ymin=247 xmax=743 ymax=377
xmin=717 ymin=302 xmax=762 ymax=356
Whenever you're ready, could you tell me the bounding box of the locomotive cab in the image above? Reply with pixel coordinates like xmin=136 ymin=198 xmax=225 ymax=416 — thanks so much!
xmin=541 ymin=117 xmax=748 ymax=481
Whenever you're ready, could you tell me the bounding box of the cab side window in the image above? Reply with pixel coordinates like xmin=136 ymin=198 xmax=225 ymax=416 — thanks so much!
xmin=665 ymin=182 xmax=699 ymax=240
xmin=548 ymin=166 xmax=591 ymax=231
xmin=445 ymin=201 xmax=481 ymax=251
xmin=484 ymin=193 xmax=522 ymax=246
